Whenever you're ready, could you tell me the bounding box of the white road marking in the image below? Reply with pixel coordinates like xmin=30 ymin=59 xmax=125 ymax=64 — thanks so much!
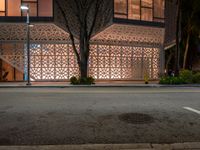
xmin=183 ymin=107 xmax=200 ymax=115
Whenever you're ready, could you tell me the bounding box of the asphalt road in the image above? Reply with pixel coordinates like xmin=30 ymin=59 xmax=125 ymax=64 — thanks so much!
xmin=0 ymin=87 xmax=200 ymax=145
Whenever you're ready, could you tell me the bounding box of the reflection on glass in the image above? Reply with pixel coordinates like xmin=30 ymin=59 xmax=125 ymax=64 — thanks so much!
xmin=141 ymin=0 xmax=152 ymax=7
xmin=0 ymin=0 xmax=53 ymax=17
xmin=154 ymin=0 xmax=164 ymax=18
xmin=7 ymin=0 xmax=21 ymax=16
xmin=38 ymin=0 xmax=53 ymax=17
xmin=141 ymin=8 xmax=153 ymax=21
xmin=114 ymin=0 xmax=127 ymax=14
xmin=114 ymin=0 xmax=164 ymax=23
xmin=22 ymin=2 xmax=37 ymax=16
xmin=129 ymin=0 xmax=140 ymax=20
xmin=0 ymin=0 xmax=5 ymax=11
xmin=0 ymin=12 xmax=5 ymax=16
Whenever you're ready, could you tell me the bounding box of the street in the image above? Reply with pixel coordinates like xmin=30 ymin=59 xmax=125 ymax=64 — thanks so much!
xmin=0 ymin=87 xmax=200 ymax=145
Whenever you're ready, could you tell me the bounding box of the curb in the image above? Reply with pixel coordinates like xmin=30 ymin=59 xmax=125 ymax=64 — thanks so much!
xmin=0 ymin=84 xmax=200 ymax=88
xmin=0 ymin=142 xmax=200 ymax=150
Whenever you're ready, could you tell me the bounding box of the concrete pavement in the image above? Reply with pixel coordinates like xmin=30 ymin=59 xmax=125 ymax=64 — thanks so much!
xmin=1 ymin=142 xmax=200 ymax=150
xmin=0 ymin=87 xmax=200 ymax=148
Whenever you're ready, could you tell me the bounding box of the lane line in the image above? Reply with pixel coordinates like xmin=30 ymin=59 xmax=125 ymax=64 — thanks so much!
xmin=183 ymin=107 xmax=200 ymax=115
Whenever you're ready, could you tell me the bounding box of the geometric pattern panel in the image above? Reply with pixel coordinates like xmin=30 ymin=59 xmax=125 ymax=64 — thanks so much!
xmin=0 ymin=42 xmax=161 ymax=81
xmin=0 ymin=23 xmax=71 ymax=43
xmin=0 ymin=43 xmax=25 ymax=72
xmin=89 ymin=44 xmax=160 ymax=80
xmin=30 ymin=44 xmax=79 ymax=80
xmin=91 ymin=24 xmax=165 ymax=47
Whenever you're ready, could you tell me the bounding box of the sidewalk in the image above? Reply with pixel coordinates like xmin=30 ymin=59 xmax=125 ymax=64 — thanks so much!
xmin=0 ymin=81 xmax=200 ymax=88
xmin=0 ymin=142 xmax=200 ymax=150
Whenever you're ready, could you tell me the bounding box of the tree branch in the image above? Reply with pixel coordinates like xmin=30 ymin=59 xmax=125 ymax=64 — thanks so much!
xmin=88 ymin=0 xmax=101 ymax=38
xmin=55 ymin=0 xmax=81 ymax=65
xmin=74 ymin=0 xmax=84 ymax=26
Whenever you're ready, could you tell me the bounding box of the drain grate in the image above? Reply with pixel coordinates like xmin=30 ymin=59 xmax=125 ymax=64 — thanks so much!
xmin=118 ymin=113 xmax=154 ymax=124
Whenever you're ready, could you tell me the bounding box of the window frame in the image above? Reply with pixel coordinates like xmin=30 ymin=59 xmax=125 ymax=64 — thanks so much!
xmin=0 ymin=0 xmax=53 ymax=17
xmin=0 ymin=0 xmax=6 ymax=16
xmin=114 ymin=0 xmax=165 ymax=23
xmin=21 ymin=0 xmax=38 ymax=17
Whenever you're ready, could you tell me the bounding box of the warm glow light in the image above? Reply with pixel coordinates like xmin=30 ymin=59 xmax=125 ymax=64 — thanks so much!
xmin=27 ymin=44 xmax=160 ymax=80
xmin=21 ymin=5 xmax=29 ymax=10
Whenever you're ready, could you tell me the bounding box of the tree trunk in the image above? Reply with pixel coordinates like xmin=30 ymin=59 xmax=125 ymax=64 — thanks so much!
xmin=175 ymin=0 xmax=181 ymax=76
xmin=183 ymin=33 xmax=190 ymax=69
xmin=79 ymin=26 xmax=90 ymax=79
xmin=166 ymin=51 xmax=173 ymax=73
xmin=0 ymin=59 xmax=2 ymax=81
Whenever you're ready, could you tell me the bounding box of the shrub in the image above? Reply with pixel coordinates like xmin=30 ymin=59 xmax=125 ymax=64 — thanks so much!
xmin=70 ymin=76 xmax=79 ymax=85
xmin=159 ymin=76 xmax=170 ymax=84
xmin=193 ymin=73 xmax=200 ymax=83
xmin=70 ymin=76 xmax=95 ymax=85
xmin=179 ymin=70 xmax=193 ymax=84
xmin=159 ymin=76 xmax=184 ymax=85
xmin=79 ymin=76 xmax=95 ymax=85
xmin=87 ymin=76 xmax=95 ymax=84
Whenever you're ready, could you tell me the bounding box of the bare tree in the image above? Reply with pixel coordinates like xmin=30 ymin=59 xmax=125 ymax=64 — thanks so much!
xmin=55 ymin=0 xmax=112 ymax=81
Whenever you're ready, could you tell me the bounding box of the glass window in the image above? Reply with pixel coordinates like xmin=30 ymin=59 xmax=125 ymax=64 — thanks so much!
xmin=141 ymin=0 xmax=152 ymax=7
xmin=141 ymin=8 xmax=153 ymax=21
xmin=38 ymin=0 xmax=53 ymax=17
xmin=22 ymin=2 xmax=37 ymax=16
xmin=0 ymin=12 xmax=5 ymax=16
xmin=153 ymin=18 xmax=164 ymax=23
xmin=154 ymin=0 xmax=164 ymax=18
xmin=0 ymin=0 xmax=53 ymax=17
xmin=7 ymin=0 xmax=21 ymax=16
xmin=114 ymin=0 xmax=127 ymax=18
xmin=114 ymin=14 xmax=127 ymax=19
xmin=23 ymin=0 xmax=37 ymax=2
xmin=128 ymin=0 xmax=140 ymax=20
xmin=0 ymin=0 xmax=5 ymax=11
xmin=22 ymin=0 xmax=37 ymax=16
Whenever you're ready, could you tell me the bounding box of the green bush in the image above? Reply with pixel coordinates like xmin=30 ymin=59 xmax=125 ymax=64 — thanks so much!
xmin=70 ymin=76 xmax=79 ymax=85
xmin=159 ymin=76 xmax=184 ymax=85
xmin=70 ymin=76 xmax=95 ymax=85
xmin=87 ymin=76 xmax=95 ymax=84
xmin=193 ymin=73 xmax=200 ymax=83
xmin=179 ymin=70 xmax=193 ymax=84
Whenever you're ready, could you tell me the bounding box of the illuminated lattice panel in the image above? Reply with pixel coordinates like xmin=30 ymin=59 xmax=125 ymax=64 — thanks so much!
xmin=0 ymin=23 xmax=71 ymax=42
xmin=30 ymin=44 xmax=79 ymax=80
xmin=89 ymin=44 xmax=160 ymax=80
xmin=0 ymin=43 xmax=25 ymax=72
xmin=91 ymin=24 xmax=165 ymax=46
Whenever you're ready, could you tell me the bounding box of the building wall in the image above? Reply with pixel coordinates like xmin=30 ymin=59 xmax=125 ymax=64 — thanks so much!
xmin=0 ymin=59 xmax=24 ymax=81
xmin=164 ymin=0 xmax=177 ymax=47
xmin=0 ymin=42 xmax=24 ymax=81
xmin=0 ymin=42 xmax=160 ymax=81
xmin=0 ymin=0 xmax=167 ymax=81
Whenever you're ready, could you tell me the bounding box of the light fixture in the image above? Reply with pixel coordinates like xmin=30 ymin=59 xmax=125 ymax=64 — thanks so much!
xmin=20 ymin=5 xmax=29 ymax=10
xmin=21 ymin=4 xmax=31 ymax=86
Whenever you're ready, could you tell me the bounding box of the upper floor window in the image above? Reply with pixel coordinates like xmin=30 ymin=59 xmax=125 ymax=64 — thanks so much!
xmin=114 ymin=0 xmax=165 ymax=23
xmin=0 ymin=0 xmax=53 ymax=17
xmin=0 ymin=0 xmax=5 ymax=16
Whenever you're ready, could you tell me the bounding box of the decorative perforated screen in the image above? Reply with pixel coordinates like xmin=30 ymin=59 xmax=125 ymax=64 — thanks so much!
xmin=0 ymin=43 xmax=160 ymax=80
xmin=0 ymin=23 xmax=164 ymax=81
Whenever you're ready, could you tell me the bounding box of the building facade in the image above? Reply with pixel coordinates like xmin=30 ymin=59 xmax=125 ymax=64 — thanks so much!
xmin=0 ymin=0 xmax=174 ymax=81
